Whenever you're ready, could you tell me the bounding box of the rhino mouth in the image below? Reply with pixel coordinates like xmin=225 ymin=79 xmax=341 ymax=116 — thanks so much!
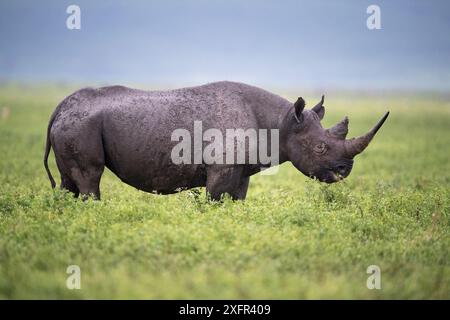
xmin=331 ymin=171 xmax=344 ymax=181
xmin=313 ymin=170 xmax=344 ymax=184
xmin=325 ymin=171 xmax=344 ymax=183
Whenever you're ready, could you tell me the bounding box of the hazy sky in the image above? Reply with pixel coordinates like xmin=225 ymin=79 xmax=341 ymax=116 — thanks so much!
xmin=1 ymin=0 xmax=449 ymax=91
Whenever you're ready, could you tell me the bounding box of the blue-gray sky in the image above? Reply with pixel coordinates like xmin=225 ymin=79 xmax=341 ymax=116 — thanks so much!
xmin=1 ymin=0 xmax=449 ymax=91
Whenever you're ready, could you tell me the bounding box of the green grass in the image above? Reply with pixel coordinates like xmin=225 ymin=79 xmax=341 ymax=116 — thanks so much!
xmin=0 ymin=85 xmax=449 ymax=299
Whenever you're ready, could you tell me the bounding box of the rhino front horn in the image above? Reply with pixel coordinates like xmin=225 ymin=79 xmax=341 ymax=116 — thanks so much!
xmin=345 ymin=111 xmax=390 ymax=157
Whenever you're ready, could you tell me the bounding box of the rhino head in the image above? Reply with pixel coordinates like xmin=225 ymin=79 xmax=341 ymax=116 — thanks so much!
xmin=283 ymin=95 xmax=389 ymax=183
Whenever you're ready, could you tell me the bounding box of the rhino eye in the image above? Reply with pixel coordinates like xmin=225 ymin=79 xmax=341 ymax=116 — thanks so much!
xmin=313 ymin=142 xmax=328 ymax=155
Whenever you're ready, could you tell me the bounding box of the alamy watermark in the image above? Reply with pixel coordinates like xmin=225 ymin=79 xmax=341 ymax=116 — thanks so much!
xmin=66 ymin=5 xmax=81 ymax=30
xmin=366 ymin=265 xmax=381 ymax=290
xmin=66 ymin=265 xmax=81 ymax=289
xmin=367 ymin=5 xmax=381 ymax=30
xmin=171 ymin=121 xmax=280 ymax=175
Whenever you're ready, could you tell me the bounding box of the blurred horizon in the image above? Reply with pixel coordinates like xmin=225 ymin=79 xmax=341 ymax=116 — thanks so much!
xmin=1 ymin=0 xmax=450 ymax=93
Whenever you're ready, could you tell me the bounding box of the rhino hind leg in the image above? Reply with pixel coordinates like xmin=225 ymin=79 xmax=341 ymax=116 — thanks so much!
xmin=54 ymin=151 xmax=104 ymax=200
xmin=70 ymin=165 xmax=104 ymax=200
xmin=53 ymin=152 xmax=80 ymax=197
xmin=60 ymin=174 xmax=79 ymax=198
xmin=52 ymin=128 xmax=105 ymax=200
xmin=206 ymin=166 xmax=250 ymax=201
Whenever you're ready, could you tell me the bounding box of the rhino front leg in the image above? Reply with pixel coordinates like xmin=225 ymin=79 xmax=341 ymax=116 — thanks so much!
xmin=234 ymin=176 xmax=250 ymax=200
xmin=206 ymin=166 xmax=250 ymax=201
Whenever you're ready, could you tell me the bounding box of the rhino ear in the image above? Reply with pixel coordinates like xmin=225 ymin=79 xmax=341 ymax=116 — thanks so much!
xmin=293 ymin=97 xmax=305 ymax=123
xmin=312 ymin=95 xmax=325 ymax=120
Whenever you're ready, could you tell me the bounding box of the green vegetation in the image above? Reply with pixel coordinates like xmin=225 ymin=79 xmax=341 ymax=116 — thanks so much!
xmin=0 ymin=85 xmax=449 ymax=299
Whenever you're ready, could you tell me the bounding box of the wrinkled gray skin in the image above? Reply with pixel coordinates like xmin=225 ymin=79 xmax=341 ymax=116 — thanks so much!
xmin=44 ymin=81 xmax=389 ymax=200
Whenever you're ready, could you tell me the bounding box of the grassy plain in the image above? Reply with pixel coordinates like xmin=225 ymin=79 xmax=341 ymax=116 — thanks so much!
xmin=0 ymin=84 xmax=448 ymax=299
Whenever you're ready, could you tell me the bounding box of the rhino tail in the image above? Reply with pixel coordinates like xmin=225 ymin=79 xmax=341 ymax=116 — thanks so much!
xmin=44 ymin=110 xmax=57 ymax=189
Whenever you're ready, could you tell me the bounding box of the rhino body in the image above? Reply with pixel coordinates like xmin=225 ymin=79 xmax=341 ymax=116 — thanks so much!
xmin=44 ymin=81 xmax=388 ymax=200
xmin=45 ymin=82 xmax=291 ymax=200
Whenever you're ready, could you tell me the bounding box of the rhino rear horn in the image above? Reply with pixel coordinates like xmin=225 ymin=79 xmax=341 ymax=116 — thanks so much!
xmin=329 ymin=116 xmax=349 ymax=139
xmin=345 ymin=111 xmax=390 ymax=157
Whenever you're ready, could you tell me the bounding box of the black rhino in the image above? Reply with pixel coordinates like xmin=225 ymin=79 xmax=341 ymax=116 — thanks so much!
xmin=44 ymin=81 xmax=388 ymax=200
